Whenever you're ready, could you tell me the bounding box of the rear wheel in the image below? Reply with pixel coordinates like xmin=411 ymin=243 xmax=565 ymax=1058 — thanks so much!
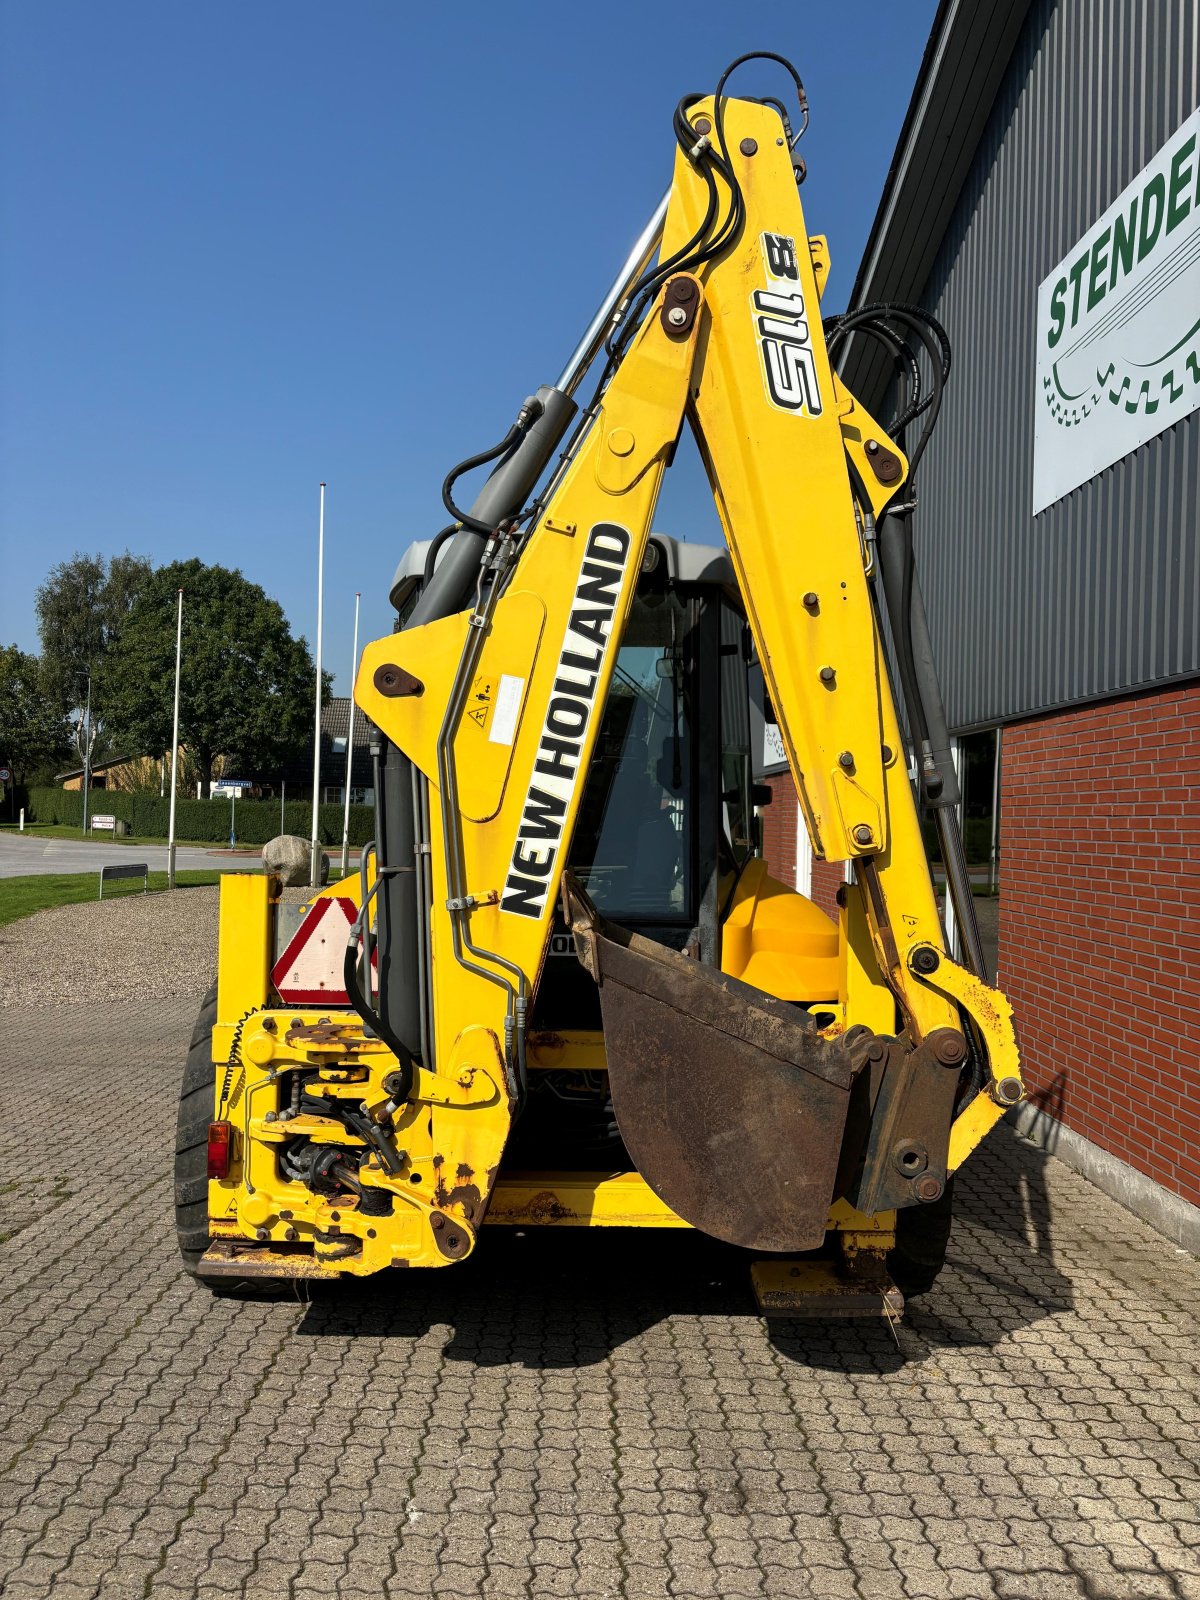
xmin=888 ymin=1180 xmax=954 ymax=1299
xmin=175 ymin=985 xmax=285 ymax=1298
xmin=175 ymin=983 xmax=219 ymax=1277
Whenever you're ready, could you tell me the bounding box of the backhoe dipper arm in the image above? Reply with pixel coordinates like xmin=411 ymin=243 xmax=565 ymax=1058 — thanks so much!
xmin=663 ymin=94 xmax=955 ymax=1043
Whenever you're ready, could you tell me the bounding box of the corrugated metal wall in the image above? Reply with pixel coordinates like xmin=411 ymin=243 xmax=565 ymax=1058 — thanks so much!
xmin=914 ymin=0 xmax=1200 ymax=730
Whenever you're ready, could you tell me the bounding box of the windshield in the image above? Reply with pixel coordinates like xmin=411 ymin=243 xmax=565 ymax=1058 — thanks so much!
xmin=568 ymin=589 xmax=695 ymax=923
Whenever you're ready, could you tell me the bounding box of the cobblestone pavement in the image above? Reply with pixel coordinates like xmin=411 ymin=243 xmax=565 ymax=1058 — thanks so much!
xmin=2 ymin=1001 xmax=1198 ymax=1600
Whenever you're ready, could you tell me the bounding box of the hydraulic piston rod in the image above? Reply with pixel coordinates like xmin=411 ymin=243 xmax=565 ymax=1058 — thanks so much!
xmin=555 ymin=190 xmax=670 ymax=398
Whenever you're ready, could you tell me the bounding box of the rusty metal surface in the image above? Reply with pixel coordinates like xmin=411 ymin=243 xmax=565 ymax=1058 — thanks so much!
xmin=565 ymin=878 xmax=854 ymax=1253
xmin=429 ymin=1211 xmax=473 ymax=1260
xmin=751 ymin=1256 xmax=905 ymax=1320
xmin=198 ymin=1240 xmax=344 ymax=1280
xmin=283 ymin=1018 xmax=359 ymax=1048
xmin=371 ymin=663 xmax=424 ymax=698
xmin=431 ymin=1154 xmax=483 ymax=1224
xmin=849 ymin=1030 xmax=963 ymax=1216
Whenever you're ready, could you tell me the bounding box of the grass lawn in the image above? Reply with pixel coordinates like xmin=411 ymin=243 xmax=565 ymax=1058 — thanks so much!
xmin=0 ymin=870 xmax=227 ymax=928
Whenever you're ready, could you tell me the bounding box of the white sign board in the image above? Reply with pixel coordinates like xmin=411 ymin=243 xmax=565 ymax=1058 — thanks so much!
xmin=212 ymin=781 xmax=248 ymax=797
xmin=1033 ymin=107 xmax=1200 ymax=514
xmin=91 ymin=814 xmax=116 ymax=831
xmin=748 ymin=663 xmax=789 ymax=778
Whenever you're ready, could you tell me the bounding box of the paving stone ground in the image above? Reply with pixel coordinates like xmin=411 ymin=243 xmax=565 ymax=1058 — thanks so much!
xmin=2 ymin=999 xmax=1198 ymax=1600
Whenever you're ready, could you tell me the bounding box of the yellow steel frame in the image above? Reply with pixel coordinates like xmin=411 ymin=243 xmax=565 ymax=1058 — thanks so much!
xmin=205 ymin=93 xmax=1021 ymax=1279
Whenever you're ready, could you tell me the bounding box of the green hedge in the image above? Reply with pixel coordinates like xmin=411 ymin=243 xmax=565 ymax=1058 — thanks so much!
xmin=26 ymin=786 xmax=376 ymax=847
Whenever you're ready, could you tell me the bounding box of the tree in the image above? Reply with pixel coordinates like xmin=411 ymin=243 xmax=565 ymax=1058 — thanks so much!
xmin=102 ymin=560 xmax=321 ymax=796
xmin=0 ymin=645 xmax=72 ymax=784
xmin=35 ymin=551 xmax=152 ymax=757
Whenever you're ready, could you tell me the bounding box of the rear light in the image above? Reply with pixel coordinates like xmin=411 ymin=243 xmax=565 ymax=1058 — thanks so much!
xmin=207 ymin=1120 xmax=234 ymax=1181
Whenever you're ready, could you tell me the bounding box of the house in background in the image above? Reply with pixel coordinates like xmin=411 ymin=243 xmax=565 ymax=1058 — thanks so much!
xmin=59 ymin=754 xmax=154 ymax=792
xmin=55 ymin=698 xmax=376 ymax=805
xmin=272 ymin=697 xmax=377 ymax=807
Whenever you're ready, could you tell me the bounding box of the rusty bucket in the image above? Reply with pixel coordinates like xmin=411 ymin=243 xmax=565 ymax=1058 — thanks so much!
xmin=563 ymin=877 xmax=855 ymax=1252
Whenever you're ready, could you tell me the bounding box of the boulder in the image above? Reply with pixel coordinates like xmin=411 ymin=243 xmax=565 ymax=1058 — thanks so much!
xmin=263 ymin=834 xmax=329 ymax=888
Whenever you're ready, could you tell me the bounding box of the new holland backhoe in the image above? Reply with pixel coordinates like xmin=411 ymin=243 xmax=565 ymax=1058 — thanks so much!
xmin=175 ymin=53 xmax=1024 ymax=1317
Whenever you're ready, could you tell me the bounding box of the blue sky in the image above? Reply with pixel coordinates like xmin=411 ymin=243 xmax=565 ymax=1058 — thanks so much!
xmin=0 ymin=2 xmax=935 ymax=693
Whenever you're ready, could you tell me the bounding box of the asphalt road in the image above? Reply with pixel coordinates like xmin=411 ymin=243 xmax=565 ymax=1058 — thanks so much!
xmin=0 ymin=833 xmax=243 ymax=879
xmin=2 ymin=998 xmax=1198 ymax=1599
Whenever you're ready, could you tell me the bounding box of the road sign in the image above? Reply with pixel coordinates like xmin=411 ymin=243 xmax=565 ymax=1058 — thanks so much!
xmin=271 ymin=896 xmax=375 ymax=1005
xmin=91 ymin=814 xmax=117 ymax=831
xmin=212 ymin=780 xmax=250 ymax=796
xmin=0 ymin=767 xmax=12 ymax=783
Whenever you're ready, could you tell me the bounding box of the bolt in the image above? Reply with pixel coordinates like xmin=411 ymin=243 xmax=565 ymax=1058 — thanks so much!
xmin=431 ymin=1213 xmax=446 ymax=1230
xmin=838 ymin=751 xmax=854 ymax=770
xmin=739 ymin=137 xmax=758 ymax=156
xmin=255 ymin=1227 xmax=269 ymax=1240
xmin=866 ymin=439 xmax=880 ymax=455
xmin=694 ymin=116 xmax=712 ymax=135
xmin=803 ymin=591 xmax=818 ymax=608
xmin=284 ymin=1226 xmax=298 ymax=1242
xmin=915 ymin=1175 xmax=945 ymax=1203
xmin=819 ymin=666 xmax=835 ymax=684
xmin=911 ymin=946 xmax=940 ymax=975
xmin=367 ymin=1228 xmax=377 ymax=1239
xmin=264 ymin=1111 xmax=276 ymax=1123
xmin=852 ymin=824 xmax=874 ymax=846
xmin=882 ymin=744 xmax=894 ymax=763
xmin=928 ymin=1027 xmax=968 ymax=1067
xmin=263 ymin=1017 xmax=277 ymax=1033
xmin=667 ymin=305 xmax=688 ymax=328
xmin=993 ymin=1075 xmax=1023 ymax=1106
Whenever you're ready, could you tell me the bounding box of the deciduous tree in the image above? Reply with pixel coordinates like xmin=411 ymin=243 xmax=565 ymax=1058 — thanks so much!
xmin=102 ymin=560 xmax=321 ymax=796
xmin=35 ymin=550 xmax=152 ymax=757
xmin=0 ymin=645 xmax=72 ymax=783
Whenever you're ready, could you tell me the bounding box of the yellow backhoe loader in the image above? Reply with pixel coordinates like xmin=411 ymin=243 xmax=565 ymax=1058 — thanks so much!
xmin=176 ymin=53 xmax=1023 ymax=1318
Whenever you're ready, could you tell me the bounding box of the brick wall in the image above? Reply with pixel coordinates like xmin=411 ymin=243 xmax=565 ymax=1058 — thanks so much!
xmin=759 ymin=770 xmax=843 ymax=919
xmin=760 ymin=771 xmax=799 ymax=886
xmin=1000 ymin=682 xmax=1200 ymax=1208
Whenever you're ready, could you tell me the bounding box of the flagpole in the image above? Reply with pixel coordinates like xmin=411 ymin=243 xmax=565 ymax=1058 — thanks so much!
xmin=310 ymin=483 xmax=326 ymax=886
xmin=340 ymin=591 xmax=361 ymax=879
xmin=167 ymin=588 xmax=183 ymax=889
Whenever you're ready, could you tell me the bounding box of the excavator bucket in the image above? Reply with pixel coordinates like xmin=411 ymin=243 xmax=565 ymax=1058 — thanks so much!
xmin=563 ymin=877 xmax=858 ymax=1252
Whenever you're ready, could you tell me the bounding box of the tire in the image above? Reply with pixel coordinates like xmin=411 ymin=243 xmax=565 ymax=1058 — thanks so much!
xmin=175 ymin=983 xmax=219 ymax=1277
xmin=887 ymin=1179 xmax=954 ymax=1299
xmin=175 ymin=985 xmax=304 ymax=1300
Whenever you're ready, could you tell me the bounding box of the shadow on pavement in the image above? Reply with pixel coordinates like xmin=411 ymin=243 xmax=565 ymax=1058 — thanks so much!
xmin=293 ymin=1121 xmax=1074 ymax=1370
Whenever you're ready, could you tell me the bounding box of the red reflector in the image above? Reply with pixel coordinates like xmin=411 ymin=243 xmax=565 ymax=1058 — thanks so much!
xmin=207 ymin=1120 xmax=234 ymax=1180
